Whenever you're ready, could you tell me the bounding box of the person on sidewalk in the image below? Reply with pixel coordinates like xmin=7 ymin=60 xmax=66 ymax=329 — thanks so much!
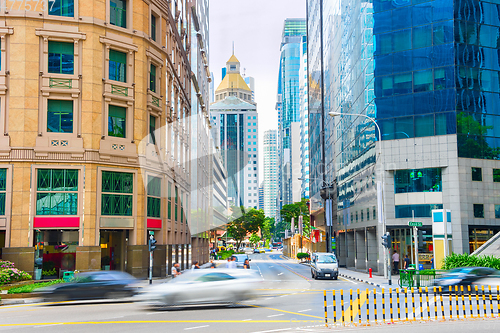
xmin=191 ymin=261 xmax=200 ymax=270
xmin=227 ymin=256 xmax=236 ymax=269
xmin=171 ymin=263 xmax=181 ymax=278
xmin=392 ymin=250 xmax=400 ymax=274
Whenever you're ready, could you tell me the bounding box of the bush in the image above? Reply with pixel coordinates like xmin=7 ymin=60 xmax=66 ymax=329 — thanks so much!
xmin=297 ymin=252 xmax=310 ymax=260
xmin=8 ymin=279 xmax=63 ymax=294
xmin=0 ymin=261 xmax=15 ymax=269
xmin=0 ymin=268 xmax=32 ymax=285
xmin=442 ymin=253 xmax=500 ymax=270
xmin=217 ymin=250 xmax=235 ymax=260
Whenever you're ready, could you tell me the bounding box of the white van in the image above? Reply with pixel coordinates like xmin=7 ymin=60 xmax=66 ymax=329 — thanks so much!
xmin=310 ymin=252 xmax=338 ymax=280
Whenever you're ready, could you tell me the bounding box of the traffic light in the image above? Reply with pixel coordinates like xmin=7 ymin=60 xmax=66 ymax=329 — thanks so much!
xmin=381 ymin=233 xmax=392 ymax=249
xmin=148 ymin=235 xmax=157 ymax=252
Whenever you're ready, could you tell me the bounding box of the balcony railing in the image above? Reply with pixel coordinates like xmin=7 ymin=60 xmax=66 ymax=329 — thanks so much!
xmin=111 ymin=85 xmax=128 ymax=96
xmin=152 ymin=95 xmax=161 ymax=108
xmin=49 ymin=78 xmax=72 ymax=89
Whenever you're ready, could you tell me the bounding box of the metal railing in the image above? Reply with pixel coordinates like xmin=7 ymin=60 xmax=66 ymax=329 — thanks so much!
xmin=111 ymin=85 xmax=128 ymax=96
xmin=49 ymin=78 xmax=72 ymax=89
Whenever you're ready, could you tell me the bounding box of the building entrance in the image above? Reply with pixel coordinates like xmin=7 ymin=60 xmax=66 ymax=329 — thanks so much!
xmin=33 ymin=230 xmax=78 ymax=280
xmin=390 ymin=227 xmax=434 ymax=270
xmin=100 ymin=230 xmax=127 ymax=271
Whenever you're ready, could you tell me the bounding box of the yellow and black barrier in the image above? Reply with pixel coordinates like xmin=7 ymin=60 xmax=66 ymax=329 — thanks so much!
xmin=321 ymin=285 xmax=500 ymax=326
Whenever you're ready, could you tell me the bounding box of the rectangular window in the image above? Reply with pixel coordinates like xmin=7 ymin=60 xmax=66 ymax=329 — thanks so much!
xmin=110 ymin=0 xmax=127 ymax=28
xmin=473 ymin=204 xmax=484 ymax=218
xmin=167 ymin=182 xmax=172 ymax=219
xmin=101 ymin=170 xmax=133 ymax=216
xmin=108 ymin=105 xmax=126 ymax=138
xmin=174 ymin=186 xmax=178 ymax=221
xmin=0 ymin=169 xmax=6 ymax=216
xmin=36 ymin=169 xmax=78 ymax=215
xmin=495 ymin=205 xmax=500 ymax=219
xmin=151 ymin=14 xmax=157 ymax=41
xmin=472 ymin=167 xmax=482 ymax=181
xmin=366 ymin=208 xmax=370 ymax=221
xmin=109 ymin=50 xmax=127 ymax=82
xmin=150 ymin=64 xmax=157 ymax=92
xmin=49 ymin=0 xmax=74 ymax=17
xmin=493 ymin=169 xmax=500 ymax=182
xmin=147 ymin=175 xmax=161 ymax=218
xmin=48 ymin=41 xmax=74 ymax=74
xmin=394 ymin=168 xmax=442 ymax=193
xmin=395 ymin=204 xmax=443 ymax=218
xmin=47 ymin=100 xmax=73 ymax=133
xmin=149 ymin=115 xmax=156 ymax=144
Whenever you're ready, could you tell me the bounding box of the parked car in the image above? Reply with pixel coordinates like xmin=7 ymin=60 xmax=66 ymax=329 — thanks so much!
xmin=231 ymin=254 xmax=251 ymax=268
xmin=135 ymin=269 xmax=262 ymax=308
xmin=37 ymin=271 xmax=139 ymax=301
xmin=435 ymin=267 xmax=499 ymax=289
xmin=253 ymin=248 xmax=261 ymax=254
xmin=310 ymin=252 xmax=338 ymax=280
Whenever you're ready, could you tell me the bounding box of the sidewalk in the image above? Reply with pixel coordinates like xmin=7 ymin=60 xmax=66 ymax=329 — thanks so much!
xmin=338 ymin=268 xmax=399 ymax=289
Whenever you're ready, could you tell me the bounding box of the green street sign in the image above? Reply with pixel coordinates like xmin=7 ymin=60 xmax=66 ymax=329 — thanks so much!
xmin=408 ymin=221 xmax=423 ymax=227
xmin=149 ymin=231 xmax=155 ymax=235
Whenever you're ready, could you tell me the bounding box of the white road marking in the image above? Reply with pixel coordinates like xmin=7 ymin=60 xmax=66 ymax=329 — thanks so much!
xmin=277 ymin=273 xmax=284 ymax=276
xmin=242 ymin=318 xmax=253 ymax=321
xmin=33 ymin=324 xmax=62 ymax=328
xmin=269 ymin=266 xmax=274 ymax=268
xmin=249 ymin=329 xmax=292 ymax=333
xmin=184 ymin=325 xmax=209 ymax=330
xmin=267 ymin=314 xmax=284 ymax=317
xmin=297 ymin=308 xmax=311 ymax=312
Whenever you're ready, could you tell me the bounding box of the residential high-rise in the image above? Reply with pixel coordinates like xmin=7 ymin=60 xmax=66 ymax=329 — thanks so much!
xmin=263 ymin=130 xmax=278 ymax=219
xmin=0 ymin=1 xmax=193 ymax=277
xmin=277 ymin=19 xmax=307 ymax=212
xmin=307 ymin=0 xmax=500 ymax=273
xmin=211 ymin=55 xmax=259 ymax=208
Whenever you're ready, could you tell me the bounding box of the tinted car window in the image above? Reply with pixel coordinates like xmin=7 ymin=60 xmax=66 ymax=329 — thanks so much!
xmin=197 ymin=273 xmax=236 ymax=282
xmin=317 ymin=255 xmax=337 ymax=263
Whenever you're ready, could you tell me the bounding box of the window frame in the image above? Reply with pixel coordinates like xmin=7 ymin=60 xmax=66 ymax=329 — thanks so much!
xmin=48 ymin=40 xmax=75 ymax=75
xmin=100 ymin=170 xmax=134 ymax=217
xmin=493 ymin=169 xmax=500 ymax=183
xmin=108 ymin=104 xmax=127 ymax=138
xmin=109 ymin=49 xmax=127 ymax=83
xmin=35 ymin=168 xmax=79 ymax=216
xmin=149 ymin=114 xmax=157 ymax=144
xmin=109 ymin=0 xmax=128 ymax=29
xmin=473 ymin=204 xmax=485 ymax=218
xmin=471 ymin=167 xmax=482 ymax=182
xmin=48 ymin=0 xmax=76 ymax=18
xmin=146 ymin=175 xmax=162 ymax=219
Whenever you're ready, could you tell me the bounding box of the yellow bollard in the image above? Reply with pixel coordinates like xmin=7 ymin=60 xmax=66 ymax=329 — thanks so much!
xmin=468 ymin=285 xmax=474 ymax=318
xmin=412 ymin=287 xmax=416 ymax=321
xmin=357 ymin=288 xmax=361 ymax=324
xmin=439 ymin=287 xmax=445 ymax=320
xmin=396 ymin=288 xmax=401 ymax=321
xmin=454 ymin=285 xmax=459 ymax=318
xmin=382 ymin=288 xmax=386 ymax=323
xmin=341 ymin=289 xmax=345 ymax=324
xmin=449 ymin=286 xmax=453 ymax=320
xmin=366 ymin=288 xmax=370 ymax=323
xmin=433 ymin=287 xmax=438 ymax=320
xmin=389 ymin=288 xmax=393 ymax=322
xmin=373 ymin=288 xmax=378 ymax=323
xmin=475 ymin=285 xmax=481 ymax=318
xmin=497 ymin=286 xmax=500 ymax=317
xmin=404 ymin=287 xmax=409 ymax=321
xmin=419 ymin=287 xmax=423 ymax=320
xmin=481 ymin=285 xmax=487 ymax=316
xmin=323 ymin=290 xmax=328 ymax=327
xmin=425 ymin=287 xmax=430 ymax=320
xmin=333 ymin=290 xmax=337 ymax=325
xmin=460 ymin=285 xmax=466 ymax=319
xmin=349 ymin=289 xmax=353 ymax=323
xmin=489 ymin=285 xmax=493 ymax=317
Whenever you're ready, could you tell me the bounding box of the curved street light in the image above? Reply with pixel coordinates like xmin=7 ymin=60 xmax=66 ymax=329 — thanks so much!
xmin=328 ymin=111 xmax=390 ymax=283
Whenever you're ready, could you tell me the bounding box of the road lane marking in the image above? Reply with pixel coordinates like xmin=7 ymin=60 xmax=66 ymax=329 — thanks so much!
xmin=267 ymin=314 xmax=284 ymax=317
xmin=0 ymin=320 xmax=325 ymax=327
xmin=242 ymin=319 xmax=253 ymax=321
xmin=250 ymin=329 xmax=292 ymax=333
xmin=184 ymin=325 xmax=209 ymax=330
xmin=297 ymin=309 xmax=311 ymax=312
xmin=245 ymin=304 xmax=323 ymax=319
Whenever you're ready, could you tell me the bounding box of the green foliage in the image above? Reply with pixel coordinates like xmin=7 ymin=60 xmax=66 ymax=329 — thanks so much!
xmin=442 ymin=253 xmax=500 ymax=270
xmin=42 ymin=268 xmax=57 ymax=276
xmin=261 ymin=218 xmax=273 ymax=243
xmin=217 ymin=250 xmax=235 ymax=260
xmin=0 ymin=261 xmax=15 ymax=269
xmin=0 ymin=268 xmax=32 ymax=286
xmin=457 ymin=112 xmax=500 ymax=159
xmin=249 ymin=233 xmax=261 ymax=246
xmin=297 ymin=252 xmax=310 ymax=260
xmin=227 ymin=207 xmax=265 ymax=251
xmin=7 ymin=279 xmax=63 ymax=294
xmin=280 ymin=198 xmax=311 ymax=238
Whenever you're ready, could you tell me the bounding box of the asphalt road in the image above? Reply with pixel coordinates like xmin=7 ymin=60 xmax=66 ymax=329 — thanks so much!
xmin=1 ymin=252 xmax=498 ymax=332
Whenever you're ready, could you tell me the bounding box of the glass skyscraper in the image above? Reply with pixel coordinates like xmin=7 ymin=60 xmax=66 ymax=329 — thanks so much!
xmin=308 ymin=0 xmax=500 ymax=273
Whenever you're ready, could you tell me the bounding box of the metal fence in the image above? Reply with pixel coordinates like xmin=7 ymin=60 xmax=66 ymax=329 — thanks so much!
xmin=322 ymin=285 xmax=500 ymax=327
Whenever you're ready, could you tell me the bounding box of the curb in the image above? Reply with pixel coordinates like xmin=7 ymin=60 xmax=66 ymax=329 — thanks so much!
xmin=339 ymin=272 xmax=384 ymax=288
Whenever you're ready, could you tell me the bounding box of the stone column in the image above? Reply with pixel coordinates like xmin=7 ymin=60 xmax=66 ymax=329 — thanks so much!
xmin=75 ymin=246 xmax=101 ymax=272
xmin=355 ymin=229 xmax=366 ymax=270
xmin=2 ymin=247 xmax=34 ymax=276
xmin=126 ymin=245 xmax=148 ymax=278
xmin=152 ymin=245 xmax=166 ymax=277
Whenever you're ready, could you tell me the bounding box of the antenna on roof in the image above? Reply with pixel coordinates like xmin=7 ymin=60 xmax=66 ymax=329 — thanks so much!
xmin=243 ymin=68 xmax=246 ymax=76
xmin=232 ymin=41 xmax=234 ymax=55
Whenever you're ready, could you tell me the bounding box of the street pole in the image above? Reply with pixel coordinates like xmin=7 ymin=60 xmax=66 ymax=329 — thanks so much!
xmin=149 ymin=235 xmax=153 ymax=285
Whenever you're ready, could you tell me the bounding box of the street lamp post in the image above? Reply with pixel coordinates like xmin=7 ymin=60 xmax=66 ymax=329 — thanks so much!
xmin=328 ymin=111 xmax=390 ymax=284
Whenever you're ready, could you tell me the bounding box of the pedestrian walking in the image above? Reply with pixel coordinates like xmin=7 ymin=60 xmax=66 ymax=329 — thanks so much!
xmin=191 ymin=261 xmax=200 ymax=270
xmin=392 ymin=250 xmax=400 ymax=274
xmin=243 ymin=259 xmax=250 ymax=269
xmin=227 ymin=256 xmax=237 ymax=269
xmin=209 ymin=259 xmax=216 ymax=268
xmin=403 ymin=254 xmax=411 ymax=269
xmin=171 ymin=263 xmax=181 ymax=278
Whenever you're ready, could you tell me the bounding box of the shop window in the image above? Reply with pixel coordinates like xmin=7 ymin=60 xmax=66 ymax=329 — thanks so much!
xmin=495 ymin=205 xmax=500 ymax=219
xmin=0 ymin=169 xmax=6 ymax=216
xmin=472 ymin=167 xmax=482 ymax=181
xmin=101 ymin=171 xmax=133 ymax=216
xmin=395 ymin=204 xmax=443 ymax=218
xmin=394 ymin=168 xmax=442 ymax=193
xmin=151 ymin=13 xmax=157 ymax=41
xmin=493 ymin=169 xmax=500 ymax=182
xmin=109 ymin=50 xmax=127 ymax=82
xmin=147 ymin=176 xmax=161 ymax=218
xmin=48 ymin=41 xmax=74 ymax=74
xmin=110 ymin=0 xmax=127 ymax=28
xmin=36 ymin=169 xmax=79 ymax=215
xmin=49 ymin=0 xmax=75 ymax=17
xmin=47 ymin=100 xmax=73 ymax=133
xmin=150 ymin=64 xmax=157 ymax=92
xmin=108 ymin=105 xmax=126 ymax=138
xmin=149 ymin=115 xmax=156 ymax=144
xmin=473 ymin=204 xmax=484 ymax=218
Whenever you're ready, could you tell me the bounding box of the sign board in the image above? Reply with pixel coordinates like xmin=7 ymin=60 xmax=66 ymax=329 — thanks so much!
xmin=408 ymin=221 xmax=422 ymax=227
xmin=149 ymin=230 xmax=155 ymax=235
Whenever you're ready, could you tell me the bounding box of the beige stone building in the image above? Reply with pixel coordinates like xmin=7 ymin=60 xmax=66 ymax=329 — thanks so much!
xmin=0 ymin=0 xmax=201 ymax=278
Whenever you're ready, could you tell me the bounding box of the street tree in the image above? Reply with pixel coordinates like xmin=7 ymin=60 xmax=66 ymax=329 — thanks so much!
xmin=280 ymin=198 xmax=311 ymax=238
xmin=249 ymin=233 xmax=261 ymax=247
xmin=226 ymin=207 xmax=265 ymax=251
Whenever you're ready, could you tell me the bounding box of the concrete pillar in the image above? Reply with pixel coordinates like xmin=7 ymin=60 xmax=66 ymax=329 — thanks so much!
xmin=126 ymin=245 xmax=148 ymax=278
xmin=346 ymin=231 xmax=355 ymax=267
xmin=2 ymin=247 xmax=34 ymax=276
xmin=355 ymin=229 xmax=366 ymax=270
xmin=366 ymin=227 xmax=378 ymax=273
xmin=75 ymin=246 xmax=101 ymax=272
xmin=337 ymin=233 xmax=346 ymax=267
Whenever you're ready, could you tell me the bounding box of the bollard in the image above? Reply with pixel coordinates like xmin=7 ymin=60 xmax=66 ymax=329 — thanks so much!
xmin=366 ymin=288 xmax=370 ymax=323
xmin=411 ymin=287 xmax=416 ymax=321
xmin=419 ymin=287 xmax=423 ymax=320
xmin=369 ymin=267 xmax=372 ymax=278
xmin=468 ymin=285 xmax=474 ymax=318
xmin=481 ymin=285 xmax=487 ymax=317
xmin=333 ymin=290 xmax=337 ymax=325
xmin=454 ymin=285 xmax=459 ymax=319
xmin=449 ymin=286 xmax=453 ymax=320
xmin=349 ymin=289 xmax=353 ymax=323
xmin=396 ymin=288 xmax=401 ymax=321
xmin=382 ymin=288 xmax=386 ymax=323
xmin=341 ymin=289 xmax=345 ymax=324
xmin=497 ymin=286 xmax=500 ymax=317
xmin=404 ymin=287 xmax=409 ymax=321
xmin=389 ymin=288 xmax=394 ymax=322
xmin=439 ymin=287 xmax=445 ymax=320
xmin=475 ymin=285 xmax=481 ymax=318
xmin=357 ymin=288 xmax=361 ymax=324
xmin=323 ymin=290 xmax=328 ymax=327
xmin=489 ymin=285 xmax=493 ymax=317
xmin=425 ymin=287 xmax=430 ymax=320
xmin=433 ymin=287 xmax=438 ymax=320
xmin=373 ymin=288 xmax=378 ymax=323
xmin=460 ymin=285 xmax=466 ymax=319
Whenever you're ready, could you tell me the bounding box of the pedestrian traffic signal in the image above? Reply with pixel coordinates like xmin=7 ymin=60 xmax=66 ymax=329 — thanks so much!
xmin=381 ymin=233 xmax=391 ymax=248
xmin=148 ymin=235 xmax=157 ymax=252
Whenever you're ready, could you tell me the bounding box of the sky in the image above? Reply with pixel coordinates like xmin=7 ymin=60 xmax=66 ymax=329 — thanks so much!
xmin=209 ymin=0 xmax=306 ymax=181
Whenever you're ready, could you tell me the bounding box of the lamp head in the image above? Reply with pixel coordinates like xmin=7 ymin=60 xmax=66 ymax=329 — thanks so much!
xmin=329 ymin=111 xmax=341 ymax=117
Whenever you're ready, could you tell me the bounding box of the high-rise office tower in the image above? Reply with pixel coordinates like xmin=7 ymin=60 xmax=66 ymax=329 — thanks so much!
xmin=307 ymin=0 xmax=500 ymax=273
xmin=264 ymin=130 xmax=279 ymax=219
xmin=299 ymin=35 xmax=310 ymax=199
xmin=277 ymin=18 xmax=307 ymax=212
xmin=259 ymin=184 xmax=265 ymax=211
xmin=211 ymin=55 xmax=259 ymax=208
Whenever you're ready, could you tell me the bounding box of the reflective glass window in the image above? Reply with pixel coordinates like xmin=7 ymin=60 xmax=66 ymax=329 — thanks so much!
xmin=110 ymin=0 xmax=127 ymax=28
xmin=36 ymin=169 xmax=79 ymax=215
xmin=434 ymin=67 xmax=454 ymax=90
xmin=0 ymin=169 xmax=5 ymax=216
xmin=433 ymin=21 xmax=453 ymax=45
xmin=434 ymin=89 xmax=455 ymax=112
xmin=393 ymin=7 xmax=412 ymax=30
xmin=47 ymin=100 xmax=73 ymax=133
xmin=101 ymin=171 xmax=133 ymax=216
xmin=414 ymin=70 xmax=433 ymax=92
xmin=395 ymin=204 xmax=443 ymax=218
xmin=494 ymin=169 xmax=500 ymax=183
xmin=495 ymin=205 xmax=500 ymax=219
xmin=49 ymin=0 xmax=74 ymax=17
xmin=432 ymin=0 xmax=453 ymax=22
xmin=471 ymin=167 xmax=482 ymax=181
xmin=433 ymin=44 xmax=454 ymax=67
xmin=374 ymin=11 xmax=392 ymax=34
xmin=393 ymin=30 xmax=411 ymax=52
xmin=393 ymin=95 xmax=413 ymax=116
xmin=413 ymin=25 xmax=432 ymax=49
xmin=109 ymin=50 xmax=127 ymax=82
xmin=395 ymin=168 xmax=442 ymax=193
xmin=380 ymin=118 xmax=394 ymax=140
xmin=374 ymin=54 xmax=393 ymax=76
xmin=413 ymin=47 xmax=432 ymax=70
xmin=394 ymin=73 xmax=412 ymax=95
xmin=413 ymin=3 xmax=432 ymax=26
xmin=147 ymin=175 xmax=161 ymax=218
xmin=48 ymin=41 xmax=74 ymax=75
xmin=413 ymin=91 xmax=434 ymax=114
xmin=415 ymin=114 xmax=434 ymax=137
xmin=108 ymin=105 xmax=126 ymax=138
xmin=395 ymin=116 xmax=414 ymax=139
xmin=473 ymin=204 xmax=484 ymax=218
xmin=393 ymin=51 xmax=412 ymax=73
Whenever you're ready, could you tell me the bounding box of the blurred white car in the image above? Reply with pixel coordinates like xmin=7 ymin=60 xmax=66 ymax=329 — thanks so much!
xmin=135 ymin=269 xmax=262 ymax=308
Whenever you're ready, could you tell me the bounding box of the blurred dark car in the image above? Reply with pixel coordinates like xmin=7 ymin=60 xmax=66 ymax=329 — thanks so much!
xmin=253 ymin=248 xmax=260 ymax=253
xmin=37 ymin=271 xmax=139 ymax=301
xmin=435 ymin=267 xmax=499 ymax=290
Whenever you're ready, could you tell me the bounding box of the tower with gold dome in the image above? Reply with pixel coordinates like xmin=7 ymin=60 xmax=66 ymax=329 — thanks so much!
xmin=211 ymin=55 xmax=259 ymax=208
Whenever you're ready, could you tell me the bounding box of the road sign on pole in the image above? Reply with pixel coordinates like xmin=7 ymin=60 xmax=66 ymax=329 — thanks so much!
xmin=408 ymin=221 xmax=423 ymax=227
